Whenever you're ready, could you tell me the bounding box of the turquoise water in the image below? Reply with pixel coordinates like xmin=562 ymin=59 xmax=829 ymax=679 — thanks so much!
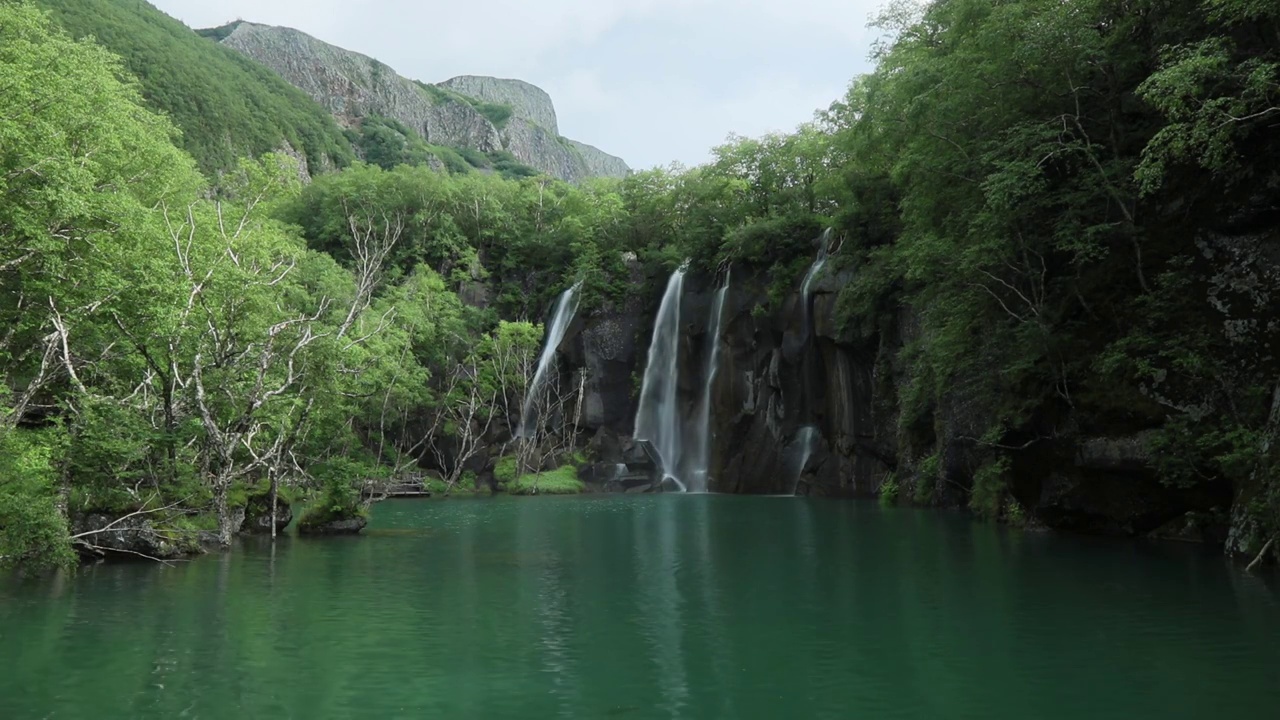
xmin=2 ymin=495 xmax=1278 ymax=718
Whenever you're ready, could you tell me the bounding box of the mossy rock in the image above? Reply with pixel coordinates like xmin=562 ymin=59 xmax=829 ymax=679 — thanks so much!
xmin=242 ymin=492 xmax=294 ymax=534
xmin=298 ymin=505 xmax=369 ymax=535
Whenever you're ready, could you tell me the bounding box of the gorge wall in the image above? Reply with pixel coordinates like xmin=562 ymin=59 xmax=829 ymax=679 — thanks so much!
xmin=213 ymin=22 xmax=629 ymax=183
xmin=537 ymin=234 xmax=1248 ymax=547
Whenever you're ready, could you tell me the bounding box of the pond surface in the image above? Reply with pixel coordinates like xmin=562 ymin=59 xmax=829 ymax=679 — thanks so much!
xmin=3 ymin=495 xmax=1279 ymax=718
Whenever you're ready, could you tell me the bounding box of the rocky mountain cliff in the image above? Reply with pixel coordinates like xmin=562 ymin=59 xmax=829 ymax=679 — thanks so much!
xmin=212 ymin=22 xmax=629 ymax=183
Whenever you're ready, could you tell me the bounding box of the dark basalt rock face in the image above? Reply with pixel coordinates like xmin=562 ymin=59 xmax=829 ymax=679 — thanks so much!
xmin=703 ymin=266 xmax=892 ymax=497
xmin=561 ymin=257 xmax=649 ymax=436
xmin=543 ymin=238 xmax=1251 ymax=544
xmin=554 ymin=258 xmax=894 ymax=498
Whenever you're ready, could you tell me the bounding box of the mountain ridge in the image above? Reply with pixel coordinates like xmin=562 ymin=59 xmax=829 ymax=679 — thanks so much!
xmin=212 ymin=21 xmax=629 ymax=182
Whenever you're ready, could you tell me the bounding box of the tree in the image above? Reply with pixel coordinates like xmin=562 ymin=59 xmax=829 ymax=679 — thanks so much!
xmin=0 ymin=2 xmax=201 ymax=566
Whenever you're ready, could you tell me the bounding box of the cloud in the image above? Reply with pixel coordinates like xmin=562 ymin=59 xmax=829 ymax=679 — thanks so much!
xmin=151 ymin=0 xmax=882 ymax=168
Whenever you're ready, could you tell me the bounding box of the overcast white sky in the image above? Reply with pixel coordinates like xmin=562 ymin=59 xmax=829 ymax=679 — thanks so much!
xmin=151 ymin=0 xmax=881 ymax=169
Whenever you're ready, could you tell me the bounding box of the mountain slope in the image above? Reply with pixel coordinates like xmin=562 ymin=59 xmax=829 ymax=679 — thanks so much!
xmin=209 ymin=22 xmax=630 ymax=182
xmin=31 ymin=0 xmax=354 ymax=175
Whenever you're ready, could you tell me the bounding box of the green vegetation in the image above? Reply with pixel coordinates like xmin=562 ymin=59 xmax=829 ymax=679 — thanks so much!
xmin=0 ymin=3 xmax=610 ymax=568
xmin=466 ymin=99 xmax=513 ymax=129
xmin=493 ymin=456 xmax=586 ymax=495
xmin=344 ymin=117 xmax=540 ymax=179
xmin=816 ymin=0 xmax=1279 ymax=551
xmin=347 ymin=115 xmax=441 ymax=171
xmin=31 ymin=0 xmax=354 ymax=175
xmin=912 ymin=454 xmax=940 ymax=505
xmin=414 ymin=81 xmax=514 ymax=129
xmin=414 ymin=80 xmax=460 ymax=105
xmin=194 ymin=20 xmax=240 ymax=42
xmin=494 ymin=457 xmax=519 ymax=485
xmin=424 ymin=473 xmax=481 ymax=496
xmin=487 ymin=150 xmax=542 ymax=180
xmin=507 ymin=466 xmax=586 ymax=495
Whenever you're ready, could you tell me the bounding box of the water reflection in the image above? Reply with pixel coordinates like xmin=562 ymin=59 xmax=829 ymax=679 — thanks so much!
xmin=2 ymin=497 xmax=1279 ymax=719
xmin=633 ymin=497 xmax=689 ymax=717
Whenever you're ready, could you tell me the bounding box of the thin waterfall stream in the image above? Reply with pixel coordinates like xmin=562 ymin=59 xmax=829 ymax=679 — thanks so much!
xmin=790 ymin=426 xmax=819 ymax=495
xmin=688 ymin=270 xmax=730 ymax=493
xmin=517 ymin=282 xmax=582 ymax=438
xmin=798 ymin=228 xmax=833 ymax=341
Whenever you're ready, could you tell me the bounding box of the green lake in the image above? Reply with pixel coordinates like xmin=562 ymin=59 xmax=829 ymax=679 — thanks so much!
xmin=2 ymin=495 xmax=1278 ymax=718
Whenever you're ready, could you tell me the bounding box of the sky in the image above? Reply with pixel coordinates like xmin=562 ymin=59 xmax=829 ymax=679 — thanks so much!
xmin=151 ymin=0 xmax=883 ymax=170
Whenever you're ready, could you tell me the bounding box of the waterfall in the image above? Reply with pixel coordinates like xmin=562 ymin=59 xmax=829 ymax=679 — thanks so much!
xmin=790 ymin=426 xmax=819 ymax=495
xmin=634 ymin=265 xmax=687 ymax=489
xmin=687 ymin=270 xmax=730 ymax=493
xmin=517 ymin=282 xmax=582 ymax=438
xmin=799 ymin=228 xmax=833 ymax=337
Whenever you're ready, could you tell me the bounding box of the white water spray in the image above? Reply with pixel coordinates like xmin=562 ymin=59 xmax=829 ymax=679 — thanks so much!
xmin=790 ymin=426 xmax=820 ymax=496
xmin=517 ymin=282 xmax=582 ymax=438
xmin=634 ymin=265 xmax=687 ymax=485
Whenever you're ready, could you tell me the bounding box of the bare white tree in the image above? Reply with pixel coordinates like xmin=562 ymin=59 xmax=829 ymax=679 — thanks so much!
xmin=426 ymin=355 xmax=500 ymax=493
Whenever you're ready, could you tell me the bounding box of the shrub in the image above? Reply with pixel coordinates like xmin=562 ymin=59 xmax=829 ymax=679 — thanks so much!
xmin=487 ymin=150 xmax=540 ymax=179
xmin=456 ymin=146 xmax=490 ymax=169
xmin=970 ymin=456 xmax=1012 ymax=518
xmin=467 ymin=100 xmax=513 ymax=129
xmin=1006 ymin=498 xmax=1028 ymax=527
xmin=913 ymin=453 xmax=940 ymax=504
xmin=430 ymin=146 xmax=473 ymax=175
xmin=494 ymin=456 xmax=518 ymax=485
xmin=879 ymin=472 xmax=899 ymax=507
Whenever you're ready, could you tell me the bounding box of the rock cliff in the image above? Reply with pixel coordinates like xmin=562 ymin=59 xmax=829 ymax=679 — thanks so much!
xmin=211 ymin=23 xmax=630 ymax=182
xmin=440 ymin=75 xmax=560 ymax=134
xmin=564 ymin=139 xmax=632 ymax=180
xmin=545 ymin=233 xmax=1238 ymax=545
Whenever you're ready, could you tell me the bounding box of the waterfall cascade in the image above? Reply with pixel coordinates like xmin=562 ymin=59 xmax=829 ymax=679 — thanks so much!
xmin=517 ymin=282 xmax=582 ymax=438
xmin=634 ymin=265 xmax=687 ymax=487
xmin=687 ymin=270 xmax=730 ymax=493
xmin=788 ymin=229 xmax=837 ymax=493
xmin=634 ymin=264 xmax=732 ymax=492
